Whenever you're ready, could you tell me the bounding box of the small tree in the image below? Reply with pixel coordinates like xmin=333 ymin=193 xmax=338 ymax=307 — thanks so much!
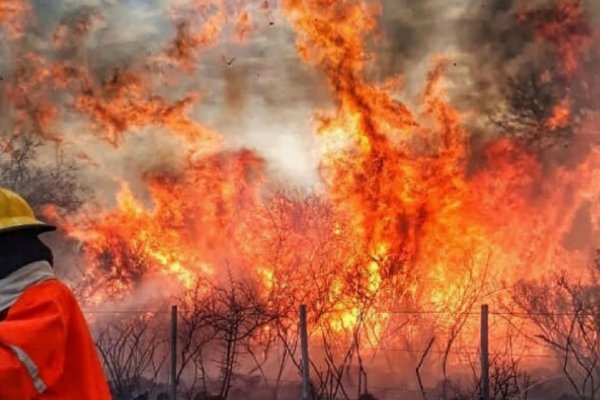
xmin=511 ymin=251 xmax=600 ymax=400
xmin=204 ymin=273 xmax=277 ymax=399
xmin=446 ymin=351 xmax=531 ymax=400
xmin=0 ymin=132 xmax=87 ymax=212
xmin=95 ymin=315 xmax=169 ymax=399
xmin=176 ymin=278 xmax=216 ymax=400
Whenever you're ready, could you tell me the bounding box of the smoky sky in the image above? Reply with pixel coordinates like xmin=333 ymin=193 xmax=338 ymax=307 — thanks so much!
xmin=1 ymin=0 xmax=598 ymax=198
xmin=376 ymin=0 xmax=598 ymax=129
xmin=0 ymin=0 xmax=324 ymax=197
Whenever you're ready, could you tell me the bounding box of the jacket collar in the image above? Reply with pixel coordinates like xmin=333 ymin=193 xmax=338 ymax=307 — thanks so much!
xmin=0 ymin=261 xmax=55 ymax=312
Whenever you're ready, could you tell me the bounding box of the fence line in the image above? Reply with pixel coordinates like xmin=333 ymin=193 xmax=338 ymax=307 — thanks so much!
xmin=308 ymin=345 xmax=563 ymax=360
xmin=89 ymin=304 xmax=587 ymax=400
xmin=374 ymin=309 xmax=600 ymax=317
xmin=83 ymin=308 xmax=600 ymax=317
xmin=83 ymin=310 xmax=171 ymax=314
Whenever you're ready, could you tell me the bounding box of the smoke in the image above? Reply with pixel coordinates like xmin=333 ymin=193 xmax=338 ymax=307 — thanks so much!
xmin=0 ymin=0 xmax=328 ymax=192
xmin=10 ymin=0 xmax=597 ymax=198
xmin=374 ymin=0 xmax=598 ymax=147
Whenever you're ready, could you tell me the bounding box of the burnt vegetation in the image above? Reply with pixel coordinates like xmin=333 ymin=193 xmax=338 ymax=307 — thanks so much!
xmin=0 ymin=132 xmax=88 ymax=212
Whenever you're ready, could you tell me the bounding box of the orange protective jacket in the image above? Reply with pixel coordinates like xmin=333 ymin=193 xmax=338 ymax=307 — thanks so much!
xmin=0 ymin=279 xmax=111 ymax=399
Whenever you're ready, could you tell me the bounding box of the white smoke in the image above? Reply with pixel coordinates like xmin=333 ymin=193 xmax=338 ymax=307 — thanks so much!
xmin=18 ymin=0 xmax=324 ymax=193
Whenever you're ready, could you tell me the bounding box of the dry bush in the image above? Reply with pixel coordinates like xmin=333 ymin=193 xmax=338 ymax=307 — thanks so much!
xmin=511 ymin=251 xmax=600 ymax=400
xmin=173 ymin=274 xmax=278 ymax=400
xmin=441 ymin=345 xmax=531 ymax=400
xmin=95 ymin=316 xmax=169 ymax=400
xmin=0 ymin=132 xmax=87 ymax=212
xmin=204 ymin=274 xmax=278 ymax=399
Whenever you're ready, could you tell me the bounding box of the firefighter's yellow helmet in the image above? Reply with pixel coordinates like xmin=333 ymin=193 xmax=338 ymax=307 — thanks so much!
xmin=0 ymin=187 xmax=55 ymax=234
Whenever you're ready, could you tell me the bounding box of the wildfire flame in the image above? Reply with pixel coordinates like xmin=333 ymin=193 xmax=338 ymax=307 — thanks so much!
xmin=2 ymin=0 xmax=599 ymax=351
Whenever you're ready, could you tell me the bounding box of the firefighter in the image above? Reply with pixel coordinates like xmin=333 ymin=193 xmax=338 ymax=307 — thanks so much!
xmin=0 ymin=187 xmax=111 ymax=399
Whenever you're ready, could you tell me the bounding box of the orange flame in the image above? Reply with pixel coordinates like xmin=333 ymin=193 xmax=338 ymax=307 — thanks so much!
xmin=3 ymin=0 xmax=599 ymax=350
xmin=0 ymin=0 xmax=30 ymax=39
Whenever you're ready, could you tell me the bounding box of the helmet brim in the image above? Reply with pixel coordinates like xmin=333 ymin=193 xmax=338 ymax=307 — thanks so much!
xmin=0 ymin=223 xmax=57 ymax=236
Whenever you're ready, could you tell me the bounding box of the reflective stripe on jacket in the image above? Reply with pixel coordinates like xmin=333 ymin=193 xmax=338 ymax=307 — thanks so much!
xmin=0 ymin=278 xmax=111 ymax=399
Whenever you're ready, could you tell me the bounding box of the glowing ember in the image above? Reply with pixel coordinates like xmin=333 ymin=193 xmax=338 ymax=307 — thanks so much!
xmin=546 ymin=99 xmax=571 ymax=130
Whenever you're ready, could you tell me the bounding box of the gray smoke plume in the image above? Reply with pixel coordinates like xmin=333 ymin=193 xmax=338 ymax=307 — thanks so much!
xmin=17 ymin=0 xmax=324 ymax=191
xmin=4 ymin=0 xmax=596 ymax=198
xmin=375 ymin=0 xmax=598 ymax=151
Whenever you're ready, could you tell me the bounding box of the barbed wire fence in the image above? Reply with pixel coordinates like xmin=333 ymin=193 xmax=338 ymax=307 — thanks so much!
xmin=81 ymin=304 xmax=593 ymax=400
